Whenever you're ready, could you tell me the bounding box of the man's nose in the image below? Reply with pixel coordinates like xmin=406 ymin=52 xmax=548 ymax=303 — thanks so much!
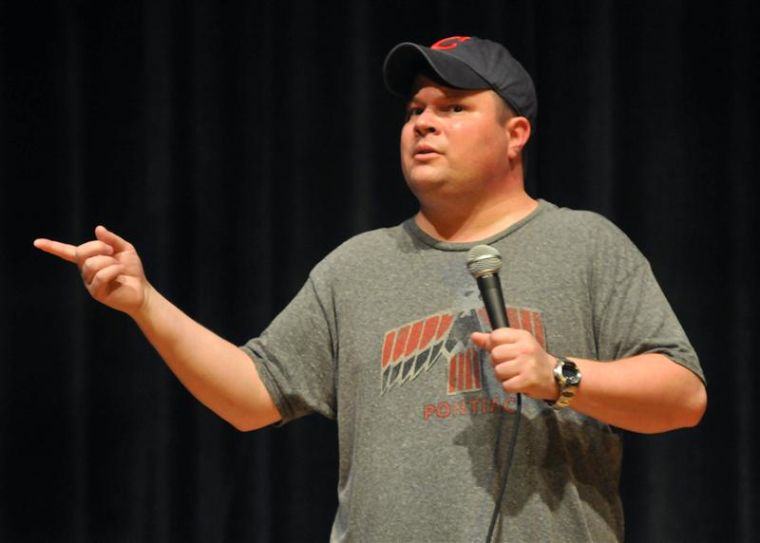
xmin=414 ymin=109 xmax=439 ymax=136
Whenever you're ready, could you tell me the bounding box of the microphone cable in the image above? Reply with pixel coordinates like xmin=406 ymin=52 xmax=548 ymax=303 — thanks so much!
xmin=485 ymin=392 xmax=522 ymax=543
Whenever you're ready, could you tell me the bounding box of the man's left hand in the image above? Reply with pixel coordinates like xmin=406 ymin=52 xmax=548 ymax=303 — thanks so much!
xmin=471 ymin=328 xmax=559 ymax=401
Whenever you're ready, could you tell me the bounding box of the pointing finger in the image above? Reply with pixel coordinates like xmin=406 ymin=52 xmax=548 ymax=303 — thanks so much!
xmin=33 ymin=238 xmax=78 ymax=263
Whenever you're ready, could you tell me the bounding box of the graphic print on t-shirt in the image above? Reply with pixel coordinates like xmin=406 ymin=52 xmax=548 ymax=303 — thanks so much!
xmin=379 ymin=305 xmax=546 ymax=398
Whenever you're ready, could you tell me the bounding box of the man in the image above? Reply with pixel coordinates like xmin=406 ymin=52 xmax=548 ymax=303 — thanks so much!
xmin=35 ymin=36 xmax=706 ymax=541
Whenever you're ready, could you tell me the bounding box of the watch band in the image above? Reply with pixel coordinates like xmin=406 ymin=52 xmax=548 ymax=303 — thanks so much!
xmin=550 ymin=357 xmax=581 ymax=410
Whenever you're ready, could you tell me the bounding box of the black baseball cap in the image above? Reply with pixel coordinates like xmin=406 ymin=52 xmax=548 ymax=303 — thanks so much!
xmin=383 ymin=36 xmax=537 ymax=124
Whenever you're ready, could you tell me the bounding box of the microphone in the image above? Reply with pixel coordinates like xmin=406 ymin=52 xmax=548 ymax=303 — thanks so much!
xmin=466 ymin=245 xmax=510 ymax=330
xmin=467 ymin=245 xmax=521 ymax=543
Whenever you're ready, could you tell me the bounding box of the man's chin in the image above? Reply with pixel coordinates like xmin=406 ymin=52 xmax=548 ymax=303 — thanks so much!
xmin=404 ymin=176 xmax=460 ymax=206
xmin=405 ymin=176 xmax=445 ymax=193
xmin=403 ymin=164 xmax=447 ymax=184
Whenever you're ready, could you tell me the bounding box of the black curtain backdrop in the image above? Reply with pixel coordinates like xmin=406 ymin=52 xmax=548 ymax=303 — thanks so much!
xmin=2 ymin=1 xmax=758 ymax=541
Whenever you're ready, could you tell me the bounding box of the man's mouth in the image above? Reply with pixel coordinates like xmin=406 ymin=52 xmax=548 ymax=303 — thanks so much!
xmin=413 ymin=145 xmax=441 ymax=159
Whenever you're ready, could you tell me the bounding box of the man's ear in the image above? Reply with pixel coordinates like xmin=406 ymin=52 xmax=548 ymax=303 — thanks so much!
xmin=505 ymin=116 xmax=531 ymax=159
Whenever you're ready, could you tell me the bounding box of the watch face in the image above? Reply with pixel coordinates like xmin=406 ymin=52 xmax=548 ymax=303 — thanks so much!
xmin=561 ymin=363 xmax=581 ymax=386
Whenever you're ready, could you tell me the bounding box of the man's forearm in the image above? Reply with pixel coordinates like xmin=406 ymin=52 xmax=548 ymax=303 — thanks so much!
xmin=569 ymin=353 xmax=706 ymax=434
xmin=130 ymin=286 xmax=281 ymax=431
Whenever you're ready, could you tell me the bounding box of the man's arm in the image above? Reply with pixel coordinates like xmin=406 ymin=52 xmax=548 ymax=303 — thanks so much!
xmin=34 ymin=226 xmax=281 ymax=431
xmin=472 ymin=328 xmax=707 ymax=434
xmin=557 ymin=353 xmax=705 ymax=433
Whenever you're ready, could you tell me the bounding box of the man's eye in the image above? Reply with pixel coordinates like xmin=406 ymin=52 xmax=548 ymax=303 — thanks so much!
xmin=450 ymin=104 xmax=464 ymax=112
xmin=407 ymin=107 xmax=424 ymax=118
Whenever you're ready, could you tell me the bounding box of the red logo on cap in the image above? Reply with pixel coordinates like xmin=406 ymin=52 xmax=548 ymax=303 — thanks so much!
xmin=431 ymin=36 xmax=472 ymax=50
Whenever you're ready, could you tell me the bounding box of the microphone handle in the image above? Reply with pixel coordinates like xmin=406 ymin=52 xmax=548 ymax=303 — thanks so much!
xmin=476 ymin=273 xmax=510 ymax=330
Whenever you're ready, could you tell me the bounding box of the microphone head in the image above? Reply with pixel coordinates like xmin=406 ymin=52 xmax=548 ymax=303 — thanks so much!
xmin=466 ymin=244 xmax=503 ymax=278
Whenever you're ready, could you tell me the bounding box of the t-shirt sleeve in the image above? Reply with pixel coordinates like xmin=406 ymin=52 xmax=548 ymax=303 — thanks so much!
xmin=589 ymin=217 xmax=705 ymax=383
xmin=240 ymin=274 xmax=338 ymax=423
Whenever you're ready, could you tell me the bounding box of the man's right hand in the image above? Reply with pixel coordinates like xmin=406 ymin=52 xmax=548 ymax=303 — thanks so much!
xmin=34 ymin=225 xmax=150 ymax=317
xmin=34 ymin=225 xmax=281 ymax=430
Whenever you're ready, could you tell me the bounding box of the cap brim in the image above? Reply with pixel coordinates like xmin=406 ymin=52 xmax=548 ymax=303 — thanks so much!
xmin=383 ymin=42 xmax=491 ymax=98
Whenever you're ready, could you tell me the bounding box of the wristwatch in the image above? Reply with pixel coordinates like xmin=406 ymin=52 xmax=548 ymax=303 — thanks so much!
xmin=550 ymin=357 xmax=582 ymax=410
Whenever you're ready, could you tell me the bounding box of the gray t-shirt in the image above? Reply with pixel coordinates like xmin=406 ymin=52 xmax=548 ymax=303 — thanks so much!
xmin=242 ymin=200 xmax=703 ymax=542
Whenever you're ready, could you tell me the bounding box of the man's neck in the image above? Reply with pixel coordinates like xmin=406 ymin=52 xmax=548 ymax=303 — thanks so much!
xmin=415 ymin=190 xmax=538 ymax=243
